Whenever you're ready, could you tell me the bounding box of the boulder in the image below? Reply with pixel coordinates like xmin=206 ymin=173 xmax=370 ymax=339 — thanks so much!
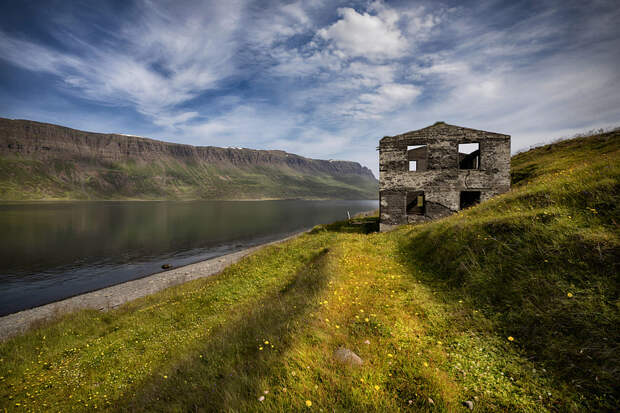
xmin=333 ymin=348 xmax=363 ymax=366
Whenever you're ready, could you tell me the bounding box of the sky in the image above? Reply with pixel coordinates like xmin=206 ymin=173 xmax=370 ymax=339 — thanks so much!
xmin=1 ymin=0 xmax=619 ymax=176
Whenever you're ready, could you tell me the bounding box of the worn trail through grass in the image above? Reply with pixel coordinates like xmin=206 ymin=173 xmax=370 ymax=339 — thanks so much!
xmin=1 ymin=131 xmax=618 ymax=412
xmin=0 ymin=226 xmax=568 ymax=412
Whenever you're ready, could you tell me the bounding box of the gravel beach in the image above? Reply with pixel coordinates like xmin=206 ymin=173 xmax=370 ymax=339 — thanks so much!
xmin=0 ymin=231 xmax=305 ymax=341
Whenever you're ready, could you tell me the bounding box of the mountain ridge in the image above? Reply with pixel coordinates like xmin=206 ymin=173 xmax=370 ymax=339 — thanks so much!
xmin=0 ymin=118 xmax=378 ymax=200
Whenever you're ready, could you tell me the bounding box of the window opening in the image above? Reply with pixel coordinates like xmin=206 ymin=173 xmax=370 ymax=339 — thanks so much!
xmin=407 ymin=145 xmax=427 ymax=171
xmin=460 ymin=191 xmax=481 ymax=209
xmin=406 ymin=191 xmax=425 ymax=215
xmin=458 ymin=143 xmax=480 ymax=169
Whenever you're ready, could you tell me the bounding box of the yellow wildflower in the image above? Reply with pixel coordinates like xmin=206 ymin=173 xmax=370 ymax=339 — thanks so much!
xmin=374 ymin=385 xmax=380 ymax=390
xmin=259 ymin=347 xmax=263 ymax=351
xmin=567 ymin=292 xmax=573 ymax=298
xmin=305 ymin=400 xmax=312 ymax=407
xmin=508 ymin=336 xmax=515 ymax=342
xmin=365 ymin=318 xmax=369 ymax=322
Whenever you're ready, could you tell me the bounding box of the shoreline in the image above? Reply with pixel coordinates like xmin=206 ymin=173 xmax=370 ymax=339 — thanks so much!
xmin=0 ymin=230 xmax=307 ymax=342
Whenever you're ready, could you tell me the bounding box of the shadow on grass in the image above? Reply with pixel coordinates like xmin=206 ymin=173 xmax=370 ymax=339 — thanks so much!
xmin=394 ymin=224 xmax=619 ymax=411
xmin=112 ymin=247 xmax=331 ymax=412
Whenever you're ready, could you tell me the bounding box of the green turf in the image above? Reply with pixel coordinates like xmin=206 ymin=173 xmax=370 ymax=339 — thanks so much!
xmin=0 ymin=131 xmax=617 ymax=411
xmin=0 ymin=156 xmax=378 ymax=201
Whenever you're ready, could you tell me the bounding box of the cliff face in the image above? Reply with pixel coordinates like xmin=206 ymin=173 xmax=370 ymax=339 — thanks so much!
xmin=0 ymin=118 xmax=378 ymax=200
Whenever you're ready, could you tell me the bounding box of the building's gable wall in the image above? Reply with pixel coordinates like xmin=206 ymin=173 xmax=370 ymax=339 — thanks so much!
xmin=379 ymin=123 xmax=510 ymax=231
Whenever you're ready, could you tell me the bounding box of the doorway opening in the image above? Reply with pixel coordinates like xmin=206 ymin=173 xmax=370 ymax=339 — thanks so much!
xmin=460 ymin=191 xmax=481 ymax=209
xmin=406 ymin=191 xmax=425 ymax=215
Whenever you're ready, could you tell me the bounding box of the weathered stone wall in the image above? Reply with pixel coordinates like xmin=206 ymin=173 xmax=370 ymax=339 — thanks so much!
xmin=379 ymin=122 xmax=510 ymax=231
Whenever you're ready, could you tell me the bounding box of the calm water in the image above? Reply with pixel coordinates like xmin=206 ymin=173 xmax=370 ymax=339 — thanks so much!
xmin=0 ymin=200 xmax=377 ymax=315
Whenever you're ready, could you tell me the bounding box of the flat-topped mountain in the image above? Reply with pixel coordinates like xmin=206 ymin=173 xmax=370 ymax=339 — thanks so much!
xmin=0 ymin=118 xmax=378 ymax=200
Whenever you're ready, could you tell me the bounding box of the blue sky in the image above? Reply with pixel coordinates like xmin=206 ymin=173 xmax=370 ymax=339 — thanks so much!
xmin=1 ymin=0 xmax=619 ymax=176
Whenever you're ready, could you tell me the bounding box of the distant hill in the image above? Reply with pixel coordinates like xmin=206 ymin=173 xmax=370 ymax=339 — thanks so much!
xmin=0 ymin=118 xmax=378 ymax=200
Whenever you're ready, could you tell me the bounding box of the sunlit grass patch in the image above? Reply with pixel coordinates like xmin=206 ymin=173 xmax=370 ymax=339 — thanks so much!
xmin=0 ymin=131 xmax=617 ymax=411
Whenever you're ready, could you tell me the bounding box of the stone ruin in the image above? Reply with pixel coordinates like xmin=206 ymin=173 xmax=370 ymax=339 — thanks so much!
xmin=379 ymin=122 xmax=510 ymax=231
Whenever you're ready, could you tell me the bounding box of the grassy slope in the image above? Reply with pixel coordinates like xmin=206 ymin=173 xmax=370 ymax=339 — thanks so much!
xmin=0 ymin=156 xmax=378 ymax=201
xmin=399 ymin=130 xmax=619 ymax=409
xmin=0 ymin=132 xmax=617 ymax=412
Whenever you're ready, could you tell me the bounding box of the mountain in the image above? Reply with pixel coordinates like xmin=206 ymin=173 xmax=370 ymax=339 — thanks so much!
xmin=0 ymin=118 xmax=377 ymax=200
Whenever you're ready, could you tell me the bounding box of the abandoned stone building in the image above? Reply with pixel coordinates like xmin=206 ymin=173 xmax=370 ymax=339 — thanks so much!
xmin=379 ymin=122 xmax=510 ymax=231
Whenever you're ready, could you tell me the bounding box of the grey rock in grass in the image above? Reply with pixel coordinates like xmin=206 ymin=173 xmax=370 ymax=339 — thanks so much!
xmin=463 ymin=400 xmax=474 ymax=410
xmin=333 ymin=347 xmax=363 ymax=366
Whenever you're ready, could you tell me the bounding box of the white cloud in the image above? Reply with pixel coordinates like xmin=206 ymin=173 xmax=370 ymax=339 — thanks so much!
xmin=347 ymin=62 xmax=396 ymax=87
xmin=182 ymin=105 xmax=302 ymax=147
xmin=2 ymin=0 xmax=619 ymax=179
xmin=317 ymin=7 xmax=408 ymax=60
xmin=0 ymin=0 xmax=243 ymax=128
xmin=341 ymin=83 xmax=421 ymax=119
xmin=403 ymin=7 xmax=442 ymax=39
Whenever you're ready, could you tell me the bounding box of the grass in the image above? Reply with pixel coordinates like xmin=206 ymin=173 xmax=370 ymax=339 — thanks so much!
xmin=0 ymin=157 xmax=378 ymax=201
xmin=0 ymin=131 xmax=618 ymax=411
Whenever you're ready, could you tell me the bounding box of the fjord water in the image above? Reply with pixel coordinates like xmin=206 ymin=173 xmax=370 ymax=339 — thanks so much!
xmin=0 ymin=200 xmax=377 ymax=315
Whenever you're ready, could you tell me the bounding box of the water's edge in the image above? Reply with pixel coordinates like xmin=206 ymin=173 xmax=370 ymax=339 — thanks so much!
xmin=0 ymin=230 xmax=307 ymax=341
xmin=0 ymin=199 xmax=378 ymax=314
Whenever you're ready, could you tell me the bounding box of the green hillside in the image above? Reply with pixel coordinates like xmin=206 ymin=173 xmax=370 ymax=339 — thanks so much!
xmin=0 ymin=157 xmax=378 ymax=200
xmin=0 ymin=118 xmax=378 ymax=201
xmin=397 ymin=130 xmax=619 ymax=409
xmin=0 ymin=131 xmax=617 ymax=411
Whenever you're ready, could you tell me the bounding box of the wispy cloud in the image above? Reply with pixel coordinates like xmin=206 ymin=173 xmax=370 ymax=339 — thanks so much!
xmin=0 ymin=0 xmax=242 ymax=127
xmin=0 ymin=0 xmax=619 ymax=176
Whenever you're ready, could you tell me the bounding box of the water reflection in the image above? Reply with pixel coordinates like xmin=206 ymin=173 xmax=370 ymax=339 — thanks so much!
xmin=0 ymin=200 xmax=377 ymax=315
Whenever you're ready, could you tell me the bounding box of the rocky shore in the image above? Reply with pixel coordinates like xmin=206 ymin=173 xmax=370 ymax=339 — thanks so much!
xmin=0 ymin=231 xmax=305 ymax=341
